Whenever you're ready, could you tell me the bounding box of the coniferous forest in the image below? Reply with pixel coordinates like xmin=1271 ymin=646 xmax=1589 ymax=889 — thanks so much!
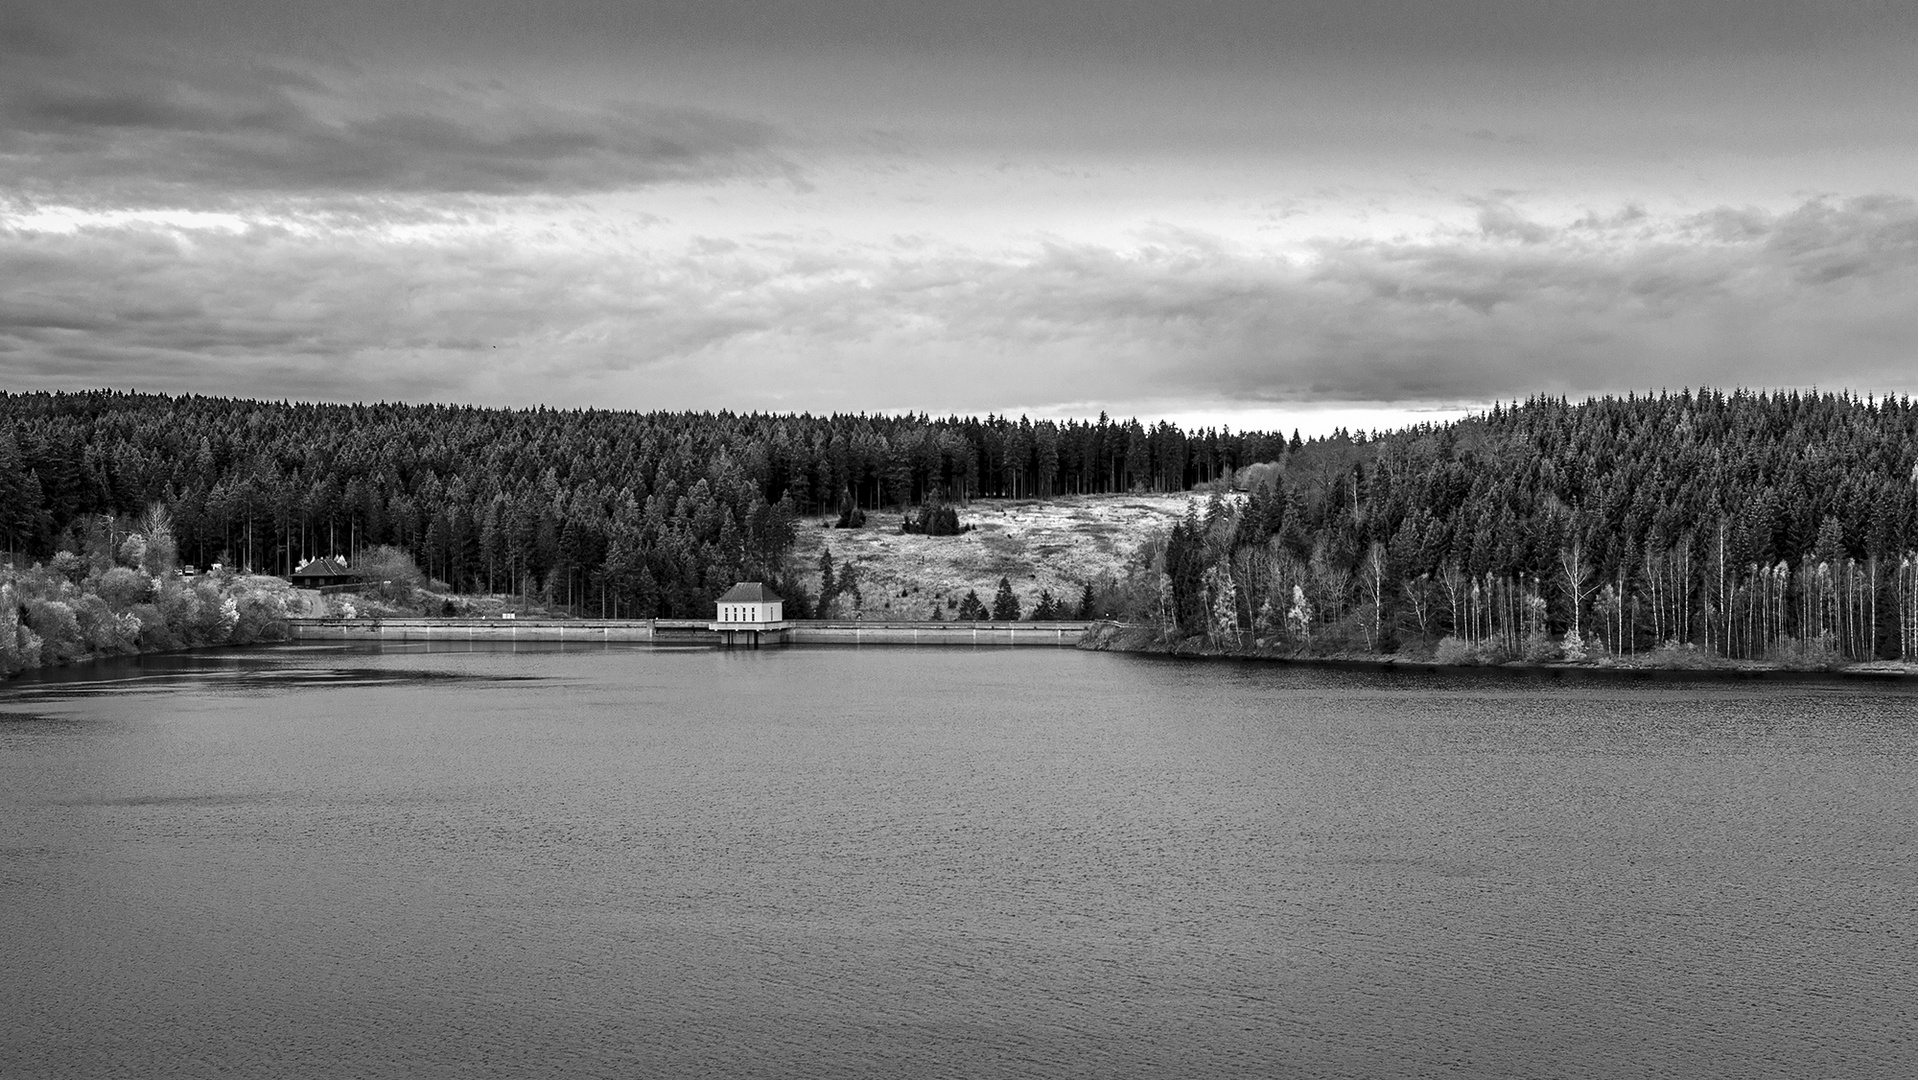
xmin=0 ymin=391 xmax=1271 ymax=620
xmin=7 ymin=389 xmax=1918 ymax=667
xmin=1153 ymin=390 xmax=1918 ymax=664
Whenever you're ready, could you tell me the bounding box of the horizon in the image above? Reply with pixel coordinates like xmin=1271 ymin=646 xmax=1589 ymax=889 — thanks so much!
xmin=5 ymin=3 xmax=1918 ymax=428
xmin=14 ymin=384 xmax=1918 ymax=446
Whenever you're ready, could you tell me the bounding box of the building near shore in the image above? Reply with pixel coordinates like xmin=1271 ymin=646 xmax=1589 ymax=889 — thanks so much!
xmin=289 ymin=556 xmax=355 ymax=589
xmin=712 ymin=582 xmax=787 ymax=647
xmin=713 ymin=582 xmax=784 ymax=627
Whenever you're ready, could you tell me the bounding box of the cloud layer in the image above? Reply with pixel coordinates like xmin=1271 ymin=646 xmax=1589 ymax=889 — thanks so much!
xmin=3 ymin=2 xmax=1916 ymax=421
xmin=0 ymin=38 xmax=783 ymax=205
xmin=6 ymin=197 xmax=1916 ymax=412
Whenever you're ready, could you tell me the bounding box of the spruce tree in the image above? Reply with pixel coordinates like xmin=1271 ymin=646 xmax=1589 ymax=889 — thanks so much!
xmin=956 ymin=589 xmax=986 ymax=620
xmin=991 ymin=576 xmax=1021 ymax=621
xmin=817 ymin=548 xmax=837 ymax=615
xmin=1033 ymin=589 xmax=1056 ymax=621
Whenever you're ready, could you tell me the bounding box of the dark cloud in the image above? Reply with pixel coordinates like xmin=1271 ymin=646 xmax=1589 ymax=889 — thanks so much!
xmin=0 ymin=43 xmax=785 ymax=204
xmin=17 ymin=0 xmax=1915 ymax=64
xmin=0 ymin=12 xmax=68 ymax=58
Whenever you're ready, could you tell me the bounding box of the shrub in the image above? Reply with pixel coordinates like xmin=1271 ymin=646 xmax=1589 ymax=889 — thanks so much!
xmin=833 ymin=491 xmax=866 ymax=529
xmin=131 ymin=602 xmax=180 ymax=651
xmin=231 ymin=581 xmax=292 ymax=643
xmin=72 ymin=594 xmax=138 ymax=654
xmin=355 ymin=544 xmax=425 ymax=605
xmin=188 ymin=580 xmax=238 ymax=642
xmin=94 ymin=566 xmax=154 ymax=608
xmin=2 ymin=622 xmax=43 ymax=676
xmin=1433 ymin=635 xmax=1478 ymax=666
xmin=1765 ymin=635 xmax=1844 ymax=671
xmin=901 ymin=504 xmax=968 ymax=536
xmin=1560 ymin=630 xmax=1588 ymax=662
xmin=23 ymin=598 xmax=86 ymax=667
xmin=1 ymin=583 xmax=36 ymax=675
xmin=1522 ymin=631 xmax=1559 ymax=663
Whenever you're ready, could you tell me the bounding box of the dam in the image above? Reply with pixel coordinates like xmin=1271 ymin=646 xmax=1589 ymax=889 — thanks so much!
xmin=283 ymin=618 xmax=1094 ymax=647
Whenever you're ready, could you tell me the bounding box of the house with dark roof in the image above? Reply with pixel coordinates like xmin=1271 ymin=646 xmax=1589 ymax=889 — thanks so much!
xmin=289 ymin=556 xmax=356 ymax=589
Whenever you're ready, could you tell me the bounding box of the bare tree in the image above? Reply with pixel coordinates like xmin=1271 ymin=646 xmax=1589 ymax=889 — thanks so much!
xmin=1437 ymin=561 xmax=1468 ymax=642
xmin=1358 ymin=541 xmax=1387 ymax=651
xmin=1401 ymin=573 xmax=1433 ymax=642
xmin=1558 ymin=539 xmax=1598 ymax=643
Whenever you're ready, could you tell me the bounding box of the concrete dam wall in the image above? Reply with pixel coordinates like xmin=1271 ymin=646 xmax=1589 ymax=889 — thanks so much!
xmin=284 ymin=618 xmax=1093 ymax=647
xmin=285 ymin=618 xmax=660 ymax=643
xmin=788 ymin=622 xmax=1091 ymax=646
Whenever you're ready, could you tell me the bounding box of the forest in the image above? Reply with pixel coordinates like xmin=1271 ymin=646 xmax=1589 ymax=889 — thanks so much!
xmin=1150 ymin=390 xmax=1918 ymax=664
xmin=8 ymin=388 xmax=1918 ymax=668
xmin=0 ymin=391 xmax=1275 ymax=621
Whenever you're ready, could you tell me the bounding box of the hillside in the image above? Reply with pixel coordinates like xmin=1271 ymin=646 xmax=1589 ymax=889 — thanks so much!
xmin=790 ymin=495 xmax=1194 ymax=619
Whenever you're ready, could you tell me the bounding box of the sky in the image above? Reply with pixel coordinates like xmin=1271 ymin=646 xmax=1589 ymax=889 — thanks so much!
xmin=4 ymin=1 xmax=1917 ymax=435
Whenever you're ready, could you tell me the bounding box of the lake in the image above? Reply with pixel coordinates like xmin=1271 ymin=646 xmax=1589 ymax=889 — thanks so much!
xmin=4 ymin=644 xmax=1915 ymax=1078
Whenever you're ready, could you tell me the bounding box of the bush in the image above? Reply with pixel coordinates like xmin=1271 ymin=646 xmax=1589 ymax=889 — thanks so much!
xmin=1522 ymin=631 xmax=1559 ymax=663
xmin=1560 ymin=630 xmax=1588 ymax=662
xmin=233 ymin=596 xmax=283 ymax=642
xmin=131 ymin=602 xmax=180 ymax=651
xmin=72 ymin=594 xmax=138 ymax=654
xmin=355 ymin=544 xmax=425 ymax=605
xmin=833 ymin=491 xmax=866 ymax=529
xmin=1 ymin=583 xmax=36 ymax=675
xmin=188 ymin=579 xmax=238 ymax=642
xmin=94 ymin=566 xmax=154 ymax=608
xmin=1433 ymin=635 xmax=1478 ymax=665
xmin=2 ymin=622 xmax=43 ymax=676
xmin=901 ymin=504 xmax=969 ymax=536
xmin=1306 ymin=614 xmax=1370 ymax=656
xmin=1392 ymin=636 xmax=1436 ymax=661
xmin=1765 ymin=635 xmax=1844 ymax=671
xmin=230 ymin=578 xmax=293 ymax=643
xmin=23 ymin=598 xmax=86 ymax=667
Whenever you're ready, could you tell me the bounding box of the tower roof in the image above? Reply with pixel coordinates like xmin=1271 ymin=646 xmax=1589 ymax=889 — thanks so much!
xmin=716 ymin=581 xmax=782 ymax=603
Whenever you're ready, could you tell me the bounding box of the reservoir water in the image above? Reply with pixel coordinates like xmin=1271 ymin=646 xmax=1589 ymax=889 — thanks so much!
xmin=4 ymin=644 xmax=1916 ymax=1078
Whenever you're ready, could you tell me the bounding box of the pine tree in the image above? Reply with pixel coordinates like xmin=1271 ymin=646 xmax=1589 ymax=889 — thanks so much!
xmin=991 ymin=576 xmax=1021 ymax=621
xmin=817 ymin=548 xmax=837 ymax=616
xmin=956 ymin=590 xmax=986 ymax=621
xmin=1032 ymin=589 xmax=1057 ymax=621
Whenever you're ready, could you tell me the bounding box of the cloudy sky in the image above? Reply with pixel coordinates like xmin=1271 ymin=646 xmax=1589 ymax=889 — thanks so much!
xmin=4 ymin=2 xmax=1917 ymax=432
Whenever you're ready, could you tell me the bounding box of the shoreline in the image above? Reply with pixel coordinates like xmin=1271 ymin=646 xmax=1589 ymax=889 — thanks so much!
xmin=1076 ymin=622 xmax=1918 ymax=682
xmin=14 ymin=617 xmax=1918 ymax=685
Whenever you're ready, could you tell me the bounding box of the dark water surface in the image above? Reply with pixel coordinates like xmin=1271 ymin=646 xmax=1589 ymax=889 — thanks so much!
xmin=4 ymin=645 xmax=1916 ymax=1078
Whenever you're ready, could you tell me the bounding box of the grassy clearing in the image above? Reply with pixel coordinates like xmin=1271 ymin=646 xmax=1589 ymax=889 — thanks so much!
xmin=790 ymin=494 xmax=1196 ymax=619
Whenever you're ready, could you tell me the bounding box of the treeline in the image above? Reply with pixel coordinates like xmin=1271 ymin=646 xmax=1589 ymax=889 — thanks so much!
xmin=1150 ymin=390 xmax=1918 ymax=664
xmin=0 ymin=391 xmax=1282 ymax=618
